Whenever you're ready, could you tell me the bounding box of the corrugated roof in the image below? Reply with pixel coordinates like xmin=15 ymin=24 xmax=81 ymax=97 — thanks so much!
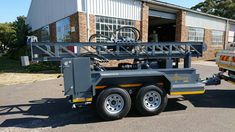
xmin=143 ymin=0 xmax=235 ymax=23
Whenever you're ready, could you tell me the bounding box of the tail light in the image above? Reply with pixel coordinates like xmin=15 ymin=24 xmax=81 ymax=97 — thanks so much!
xmin=233 ymin=57 xmax=235 ymax=62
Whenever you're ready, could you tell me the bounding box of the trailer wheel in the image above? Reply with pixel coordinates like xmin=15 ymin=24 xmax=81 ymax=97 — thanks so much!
xmin=135 ymin=85 xmax=168 ymax=116
xmin=96 ymin=88 xmax=131 ymax=120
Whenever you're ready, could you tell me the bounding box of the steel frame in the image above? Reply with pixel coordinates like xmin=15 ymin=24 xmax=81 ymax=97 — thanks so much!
xmin=30 ymin=42 xmax=204 ymax=62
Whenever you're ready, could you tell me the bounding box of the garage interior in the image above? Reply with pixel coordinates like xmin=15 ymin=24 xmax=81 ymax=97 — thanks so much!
xmin=148 ymin=10 xmax=177 ymax=42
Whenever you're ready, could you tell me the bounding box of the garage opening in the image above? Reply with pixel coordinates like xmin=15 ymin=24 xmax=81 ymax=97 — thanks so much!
xmin=148 ymin=10 xmax=176 ymax=42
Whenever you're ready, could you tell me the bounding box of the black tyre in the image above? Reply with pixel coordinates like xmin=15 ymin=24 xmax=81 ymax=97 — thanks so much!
xmin=135 ymin=85 xmax=168 ymax=116
xmin=96 ymin=88 xmax=131 ymax=120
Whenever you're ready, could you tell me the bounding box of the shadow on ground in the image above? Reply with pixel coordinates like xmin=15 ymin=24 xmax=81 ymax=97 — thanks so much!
xmin=1 ymin=89 xmax=235 ymax=129
xmin=184 ymin=89 xmax=235 ymax=108
xmin=0 ymin=98 xmax=187 ymax=128
xmin=0 ymin=98 xmax=101 ymax=128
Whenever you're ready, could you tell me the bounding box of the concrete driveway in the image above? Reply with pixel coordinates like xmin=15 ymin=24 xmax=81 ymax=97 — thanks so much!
xmin=0 ymin=62 xmax=235 ymax=132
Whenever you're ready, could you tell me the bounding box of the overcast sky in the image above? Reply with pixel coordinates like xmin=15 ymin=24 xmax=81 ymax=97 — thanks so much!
xmin=0 ymin=0 xmax=204 ymax=23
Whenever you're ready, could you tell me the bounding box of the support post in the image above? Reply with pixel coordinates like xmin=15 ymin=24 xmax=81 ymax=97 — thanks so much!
xmin=184 ymin=52 xmax=191 ymax=68
xmin=166 ymin=58 xmax=173 ymax=68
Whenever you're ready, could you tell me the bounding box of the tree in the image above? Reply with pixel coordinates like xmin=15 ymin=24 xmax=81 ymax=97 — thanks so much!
xmin=8 ymin=16 xmax=32 ymax=59
xmin=11 ymin=16 xmax=31 ymax=50
xmin=0 ymin=16 xmax=32 ymax=59
xmin=191 ymin=0 xmax=235 ymax=19
xmin=0 ymin=23 xmax=16 ymax=54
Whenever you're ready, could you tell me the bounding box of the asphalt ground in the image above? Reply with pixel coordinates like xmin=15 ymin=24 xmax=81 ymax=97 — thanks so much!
xmin=0 ymin=62 xmax=235 ymax=132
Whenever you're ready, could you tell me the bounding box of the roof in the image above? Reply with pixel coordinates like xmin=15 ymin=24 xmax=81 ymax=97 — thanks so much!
xmin=143 ymin=0 xmax=235 ymax=23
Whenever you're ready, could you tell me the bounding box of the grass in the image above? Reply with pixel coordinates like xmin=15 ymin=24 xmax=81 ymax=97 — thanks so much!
xmin=0 ymin=56 xmax=60 ymax=86
xmin=0 ymin=56 xmax=26 ymax=73
xmin=0 ymin=56 xmax=60 ymax=73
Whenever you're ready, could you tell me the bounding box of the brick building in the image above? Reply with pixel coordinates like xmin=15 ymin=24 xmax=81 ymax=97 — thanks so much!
xmin=27 ymin=0 xmax=235 ymax=60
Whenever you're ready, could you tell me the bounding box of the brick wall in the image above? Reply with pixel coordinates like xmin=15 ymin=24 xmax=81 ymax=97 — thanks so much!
xmin=204 ymin=29 xmax=224 ymax=60
xmin=175 ymin=10 xmax=224 ymax=60
xmin=70 ymin=13 xmax=79 ymax=42
xmin=69 ymin=13 xmax=96 ymax=42
xmin=134 ymin=20 xmax=141 ymax=40
xmin=176 ymin=11 xmax=188 ymax=42
xmin=141 ymin=3 xmax=149 ymax=42
xmin=89 ymin=14 xmax=96 ymax=42
xmin=78 ymin=12 xmax=88 ymax=42
xmin=49 ymin=23 xmax=56 ymax=42
xmin=203 ymin=29 xmax=214 ymax=60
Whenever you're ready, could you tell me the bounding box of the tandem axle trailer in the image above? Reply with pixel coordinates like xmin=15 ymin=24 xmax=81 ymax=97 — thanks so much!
xmin=28 ymin=24 xmax=217 ymax=120
xmin=28 ymin=37 xmax=212 ymax=120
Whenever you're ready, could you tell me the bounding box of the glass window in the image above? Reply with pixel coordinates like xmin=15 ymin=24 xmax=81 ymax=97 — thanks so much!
xmin=96 ymin=16 xmax=135 ymax=42
xmin=56 ymin=17 xmax=71 ymax=42
xmin=41 ymin=25 xmax=50 ymax=42
xmin=212 ymin=30 xmax=224 ymax=45
xmin=228 ymin=31 xmax=235 ymax=43
xmin=188 ymin=27 xmax=204 ymax=42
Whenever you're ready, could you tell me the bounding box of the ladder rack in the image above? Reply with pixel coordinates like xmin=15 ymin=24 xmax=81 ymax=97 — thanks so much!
xmin=30 ymin=42 xmax=204 ymax=62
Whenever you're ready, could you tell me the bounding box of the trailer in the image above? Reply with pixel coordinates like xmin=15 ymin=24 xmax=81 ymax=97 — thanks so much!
xmin=27 ymin=27 xmax=209 ymax=120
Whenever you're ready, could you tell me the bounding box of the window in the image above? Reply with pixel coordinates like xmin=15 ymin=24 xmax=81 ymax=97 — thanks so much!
xmin=56 ymin=17 xmax=71 ymax=42
xmin=40 ymin=26 xmax=50 ymax=42
xmin=212 ymin=30 xmax=224 ymax=45
xmin=228 ymin=31 xmax=235 ymax=43
xmin=188 ymin=27 xmax=204 ymax=42
xmin=96 ymin=16 xmax=135 ymax=42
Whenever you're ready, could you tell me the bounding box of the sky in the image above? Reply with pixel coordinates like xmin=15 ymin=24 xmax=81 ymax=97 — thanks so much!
xmin=0 ymin=0 xmax=31 ymax=23
xmin=0 ymin=0 xmax=204 ymax=23
xmin=160 ymin=0 xmax=204 ymax=9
